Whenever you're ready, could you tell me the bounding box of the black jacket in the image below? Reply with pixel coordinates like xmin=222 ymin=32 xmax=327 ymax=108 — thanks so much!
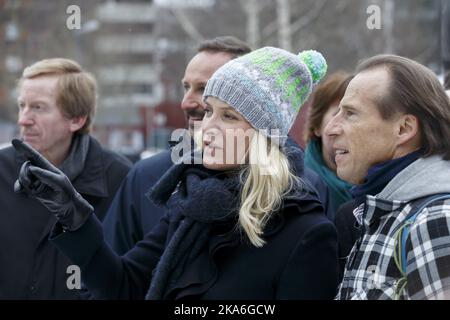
xmin=0 ymin=136 xmax=131 ymax=299
xmin=334 ymin=200 xmax=360 ymax=282
xmin=51 ymin=171 xmax=339 ymax=300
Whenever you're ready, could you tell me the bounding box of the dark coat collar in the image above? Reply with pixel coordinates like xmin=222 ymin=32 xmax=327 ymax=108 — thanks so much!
xmin=14 ymin=135 xmax=109 ymax=198
xmin=72 ymin=136 xmax=109 ymax=198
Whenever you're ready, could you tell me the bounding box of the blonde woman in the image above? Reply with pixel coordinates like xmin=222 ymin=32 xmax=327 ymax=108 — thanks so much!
xmin=13 ymin=47 xmax=338 ymax=299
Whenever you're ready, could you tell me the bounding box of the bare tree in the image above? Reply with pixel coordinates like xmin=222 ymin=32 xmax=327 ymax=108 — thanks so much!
xmin=277 ymin=0 xmax=291 ymax=51
xmin=384 ymin=0 xmax=395 ymax=53
xmin=242 ymin=0 xmax=261 ymax=49
xmin=442 ymin=0 xmax=450 ymax=73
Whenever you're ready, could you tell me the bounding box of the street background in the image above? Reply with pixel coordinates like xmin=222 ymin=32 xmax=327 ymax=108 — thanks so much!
xmin=0 ymin=0 xmax=448 ymax=161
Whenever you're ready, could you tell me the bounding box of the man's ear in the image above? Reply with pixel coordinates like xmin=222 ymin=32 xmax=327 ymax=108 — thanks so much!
xmin=396 ymin=114 xmax=419 ymax=146
xmin=69 ymin=116 xmax=87 ymax=133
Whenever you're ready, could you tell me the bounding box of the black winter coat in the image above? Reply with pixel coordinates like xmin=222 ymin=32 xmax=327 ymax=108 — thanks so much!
xmin=334 ymin=200 xmax=360 ymax=282
xmin=0 ymin=136 xmax=131 ymax=299
xmin=51 ymin=169 xmax=339 ymax=300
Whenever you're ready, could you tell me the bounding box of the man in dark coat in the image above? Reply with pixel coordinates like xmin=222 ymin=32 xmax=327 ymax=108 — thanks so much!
xmin=0 ymin=58 xmax=131 ymax=299
xmin=102 ymin=36 xmax=333 ymax=256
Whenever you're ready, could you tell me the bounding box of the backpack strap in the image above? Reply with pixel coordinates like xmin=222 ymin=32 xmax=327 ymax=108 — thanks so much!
xmin=393 ymin=193 xmax=450 ymax=299
xmin=399 ymin=194 xmax=450 ymax=273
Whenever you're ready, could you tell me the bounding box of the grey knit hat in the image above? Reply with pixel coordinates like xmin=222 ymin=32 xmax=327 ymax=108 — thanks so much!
xmin=203 ymin=47 xmax=327 ymax=146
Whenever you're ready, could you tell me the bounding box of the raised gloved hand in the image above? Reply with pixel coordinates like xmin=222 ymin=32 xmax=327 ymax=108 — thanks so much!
xmin=12 ymin=138 xmax=93 ymax=231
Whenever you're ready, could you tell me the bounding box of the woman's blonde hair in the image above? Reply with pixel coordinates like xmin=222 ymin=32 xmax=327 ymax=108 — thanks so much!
xmin=238 ymin=131 xmax=301 ymax=247
xmin=195 ymin=128 xmax=302 ymax=247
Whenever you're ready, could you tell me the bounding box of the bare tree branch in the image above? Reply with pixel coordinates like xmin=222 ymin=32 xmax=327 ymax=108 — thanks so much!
xmin=290 ymin=0 xmax=328 ymax=34
xmin=262 ymin=0 xmax=328 ymax=40
xmin=243 ymin=0 xmax=261 ymax=49
xmin=277 ymin=0 xmax=291 ymax=50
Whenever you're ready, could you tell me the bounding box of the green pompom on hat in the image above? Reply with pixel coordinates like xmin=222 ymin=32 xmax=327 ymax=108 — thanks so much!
xmin=298 ymin=50 xmax=328 ymax=85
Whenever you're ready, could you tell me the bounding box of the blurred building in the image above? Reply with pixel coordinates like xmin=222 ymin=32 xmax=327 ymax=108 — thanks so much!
xmin=91 ymin=0 xmax=163 ymax=159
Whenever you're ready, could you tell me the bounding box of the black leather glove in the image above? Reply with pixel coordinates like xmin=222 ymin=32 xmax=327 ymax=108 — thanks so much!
xmin=12 ymin=139 xmax=93 ymax=231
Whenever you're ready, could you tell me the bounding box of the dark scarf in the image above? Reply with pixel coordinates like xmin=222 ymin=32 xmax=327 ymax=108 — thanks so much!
xmin=59 ymin=133 xmax=90 ymax=181
xmin=146 ymin=142 xmax=322 ymax=299
xmin=350 ymin=149 xmax=423 ymax=205
xmin=146 ymin=157 xmax=241 ymax=300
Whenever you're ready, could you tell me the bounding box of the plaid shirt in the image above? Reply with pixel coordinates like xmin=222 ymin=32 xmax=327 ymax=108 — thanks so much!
xmin=337 ymin=194 xmax=450 ymax=300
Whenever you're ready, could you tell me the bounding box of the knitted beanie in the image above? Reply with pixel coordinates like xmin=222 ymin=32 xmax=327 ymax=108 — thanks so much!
xmin=203 ymin=47 xmax=327 ymax=146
